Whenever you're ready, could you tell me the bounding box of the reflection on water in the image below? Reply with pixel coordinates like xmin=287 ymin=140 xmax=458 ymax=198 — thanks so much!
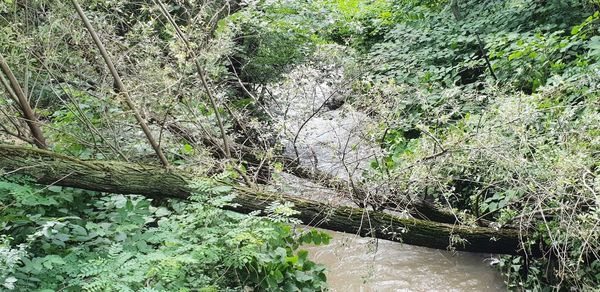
xmin=303 ymin=230 xmax=506 ymax=292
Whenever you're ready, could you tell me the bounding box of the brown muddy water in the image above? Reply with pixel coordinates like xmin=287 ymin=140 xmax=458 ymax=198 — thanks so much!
xmin=304 ymin=230 xmax=506 ymax=291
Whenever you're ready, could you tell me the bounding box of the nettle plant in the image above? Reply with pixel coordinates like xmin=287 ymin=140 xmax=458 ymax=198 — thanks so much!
xmin=0 ymin=176 xmax=330 ymax=291
xmin=489 ymin=11 xmax=600 ymax=93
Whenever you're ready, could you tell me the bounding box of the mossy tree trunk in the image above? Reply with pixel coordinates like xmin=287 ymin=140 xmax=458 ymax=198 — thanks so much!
xmin=0 ymin=144 xmax=525 ymax=255
xmin=150 ymin=117 xmax=462 ymax=224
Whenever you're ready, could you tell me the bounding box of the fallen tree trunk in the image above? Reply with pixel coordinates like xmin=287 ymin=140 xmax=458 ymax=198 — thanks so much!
xmin=149 ymin=116 xmax=460 ymax=224
xmin=0 ymin=144 xmax=525 ymax=255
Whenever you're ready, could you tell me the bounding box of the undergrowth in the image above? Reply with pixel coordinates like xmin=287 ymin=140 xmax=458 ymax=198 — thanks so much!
xmin=0 ymin=175 xmax=330 ymax=291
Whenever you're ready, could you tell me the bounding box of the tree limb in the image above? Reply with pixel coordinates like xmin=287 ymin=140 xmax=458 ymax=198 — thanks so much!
xmin=0 ymin=53 xmax=47 ymax=149
xmin=71 ymin=0 xmax=169 ymax=167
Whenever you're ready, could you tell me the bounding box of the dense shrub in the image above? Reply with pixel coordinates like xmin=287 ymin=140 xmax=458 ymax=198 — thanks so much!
xmin=0 ymin=176 xmax=329 ymax=291
xmin=352 ymin=1 xmax=600 ymax=289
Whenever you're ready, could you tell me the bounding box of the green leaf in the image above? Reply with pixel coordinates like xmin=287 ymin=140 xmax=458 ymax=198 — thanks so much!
xmin=182 ymin=144 xmax=194 ymax=155
xmin=41 ymin=255 xmax=66 ymax=270
xmin=294 ymin=270 xmax=314 ymax=282
xmin=508 ymin=51 xmax=523 ymax=61
xmin=211 ymin=186 xmax=232 ymax=194
xmin=571 ymin=25 xmax=581 ymax=35
xmin=47 ymin=185 xmax=63 ymax=193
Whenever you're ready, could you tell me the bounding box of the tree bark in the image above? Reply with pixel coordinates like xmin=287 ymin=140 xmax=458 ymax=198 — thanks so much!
xmin=0 ymin=144 xmax=525 ymax=255
xmin=0 ymin=53 xmax=47 ymax=149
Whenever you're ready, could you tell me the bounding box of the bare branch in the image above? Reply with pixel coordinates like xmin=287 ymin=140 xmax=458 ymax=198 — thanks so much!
xmin=153 ymin=0 xmax=231 ymax=159
xmin=0 ymin=53 xmax=47 ymax=148
xmin=71 ymin=0 xmax=169 ymax=167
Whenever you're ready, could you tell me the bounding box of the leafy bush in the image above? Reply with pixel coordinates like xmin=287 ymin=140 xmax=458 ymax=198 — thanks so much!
xmin=0 ymin=176 xmax=329 ymax=291
xmin=489 ymin=11 xmax=600 ymax=92
xmin=220 ymin=2 xmax=323 ymax=84
xmin=342 ymin=1 xmax=600 ymax=290
xmin=366 ymin=0 xmax=591 ymax=89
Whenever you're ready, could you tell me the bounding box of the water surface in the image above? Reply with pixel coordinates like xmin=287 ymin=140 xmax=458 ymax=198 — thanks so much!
xmin=304 ymin=230 xmax=506 ymax=291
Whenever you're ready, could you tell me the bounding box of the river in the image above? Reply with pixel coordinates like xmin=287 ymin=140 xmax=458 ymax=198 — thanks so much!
xmin=266 ymin=46 xmax=507 ymax=291
xmin=304 ymin=230 xmax=505 ymax=291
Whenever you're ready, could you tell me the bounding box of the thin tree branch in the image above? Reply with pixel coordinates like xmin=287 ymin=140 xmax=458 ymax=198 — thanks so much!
xmin=0 ymin=117 xmax=34 ymax=145
xmin=0 ymin=53 xmax=47 ymax=148
xmin=153 ymin=0 xmax=231 ymax=158
xmin=0 ymin=73 xmax=19 ymax=105
xmin=71 ymin=0 xmax=169 ymax=167
xmin=31 ymin=52 xmax=130 ymax=162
